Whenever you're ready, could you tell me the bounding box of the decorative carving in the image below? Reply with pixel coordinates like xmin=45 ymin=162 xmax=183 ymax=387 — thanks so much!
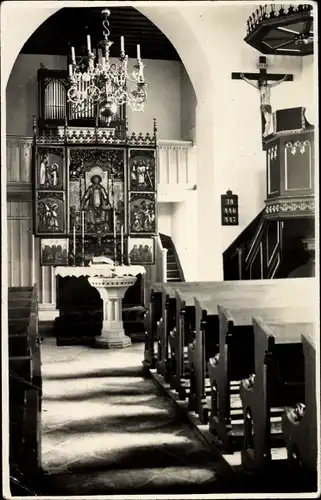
xmin=213 ymin=353 xmax=220 ymax=366
xmin=36 ymin=128 xmax=157 ymax=147
xmin=268 ymin=144 xmax=278 ymax=160
xmin=69 ymin=148 xmax=124 ymax=181
xmin=285 ymin=140 xmax=311 ymax=156
xmin=244 ymin=373 xmax=255 ymax=389
xmin=287 ymin=402 xmax=306 ymax=423
xmin=158 ymin=140 xmax=192 ymax=152
xmin=265 ymin=200 xmax=315 ymax=215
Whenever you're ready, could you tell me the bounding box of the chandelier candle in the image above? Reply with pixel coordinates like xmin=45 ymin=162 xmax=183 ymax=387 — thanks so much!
xmin=71 ymin=47 xmax=76 ymax=64
xmin=120 ymin=36 xmax=125 ymax=55
xmin=137 ymin=44 xmax=141 ymax=61
xmin=87 ymin=35 xmax=91 ymax=52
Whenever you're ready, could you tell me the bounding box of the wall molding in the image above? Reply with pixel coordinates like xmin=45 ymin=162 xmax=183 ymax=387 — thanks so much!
xmin=6 ymin=135 xmax=33 ymax=146
xmin=7 ymin=182 xmax=33 ymax=201
xmin=158 ymin=139 xmax=194 ymax=151
xmin=38 ymin=303 xmax=58 ymax=321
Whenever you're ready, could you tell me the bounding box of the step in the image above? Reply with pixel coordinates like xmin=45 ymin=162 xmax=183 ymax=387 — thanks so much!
xmin=167 ymin=270 xmax=180 ymax=276
xmin=167 ymin=262 xmax=178 ymax=270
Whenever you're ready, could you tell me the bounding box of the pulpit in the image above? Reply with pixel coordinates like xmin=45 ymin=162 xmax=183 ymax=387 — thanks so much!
xmin=54 ymin=264 xmax=145 ymax=346
xmin=264 ymin=107 xmax=314 ymax=219
xmin=223 ymin=107 xmax=315 ymax=280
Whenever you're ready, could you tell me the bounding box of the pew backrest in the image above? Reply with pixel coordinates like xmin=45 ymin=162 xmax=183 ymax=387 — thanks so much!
xmin=252 ymin=318 xmax=314 ymax=376
xmin=218 ymin=305 xmax=315 ymax=351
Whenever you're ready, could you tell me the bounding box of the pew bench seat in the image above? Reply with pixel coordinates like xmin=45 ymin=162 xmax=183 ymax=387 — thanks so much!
xmin=282 ymin=333 xmax=317 ymax=478
xmin=240 ymin=320 xmax=314 ymax=471
xmin=208 ymin=305 xmax=313 ymax=453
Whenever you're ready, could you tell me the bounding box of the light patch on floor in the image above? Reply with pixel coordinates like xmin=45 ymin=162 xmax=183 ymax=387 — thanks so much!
xmin=40 ymin=338 xmax=234 ymax=495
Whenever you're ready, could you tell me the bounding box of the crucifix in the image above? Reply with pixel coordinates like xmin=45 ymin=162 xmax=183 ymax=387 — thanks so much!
xmin=231 ymin=56 xmax=293 ymax=139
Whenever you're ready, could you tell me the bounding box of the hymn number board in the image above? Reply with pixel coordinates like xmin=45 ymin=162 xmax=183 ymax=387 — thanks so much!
xmin=221 ymin=190 xmax=239 ymax=226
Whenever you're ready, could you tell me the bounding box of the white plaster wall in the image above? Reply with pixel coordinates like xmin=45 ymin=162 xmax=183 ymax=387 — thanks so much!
xmin=6 ymin=53 xmax=182 ymax=139
xmin=127 ymin=58 xmax=181 ymax=140
xmin=180 ymin=63 xmax=197 ymax=142
xmin=157 ymin=203 xmax=173 ymax=237
xmin=171 ymin=193 xmax=198 ymax=281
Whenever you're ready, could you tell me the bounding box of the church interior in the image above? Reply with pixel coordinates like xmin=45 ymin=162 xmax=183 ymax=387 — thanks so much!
xmin=1 ymin=1 xmax=319 ymax=497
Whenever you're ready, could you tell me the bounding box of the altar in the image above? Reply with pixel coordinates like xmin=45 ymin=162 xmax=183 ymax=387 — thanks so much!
xmin=54 ymin=264 xmax=146 ymax=347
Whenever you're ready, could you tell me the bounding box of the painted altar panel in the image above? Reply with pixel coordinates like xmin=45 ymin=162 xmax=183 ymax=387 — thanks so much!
xmin=35 ymin=191 xmax=66 ymax=236
xmin=36 ymin=146 xmax=65 ymax=190
xmin=40 ymin=238 xmax=69 ymax=266
xmin=128 ymin=236 xmax=155 ymax=265
xmin=128 ymin=148 xmax=156 ymax=192
xmin=67 ymin=147 xmax=126 ymax=236
xmin=128 ymin=192 xmax=157 ymax=235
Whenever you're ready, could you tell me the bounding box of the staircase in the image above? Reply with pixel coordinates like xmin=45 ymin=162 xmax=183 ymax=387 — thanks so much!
xmin=223 ymin=213 xmax=314 ymax=280
xmin=159 ymin=233 xmax=184 ymax=282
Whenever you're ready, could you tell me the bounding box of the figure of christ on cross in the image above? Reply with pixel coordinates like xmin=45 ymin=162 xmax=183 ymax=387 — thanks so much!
xmin=231 ymin=56 xmax=293 ymax=139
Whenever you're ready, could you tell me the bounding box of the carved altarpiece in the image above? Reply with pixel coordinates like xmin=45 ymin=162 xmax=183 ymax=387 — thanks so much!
xmin=33 ymin=120 xmax=158 ymax=266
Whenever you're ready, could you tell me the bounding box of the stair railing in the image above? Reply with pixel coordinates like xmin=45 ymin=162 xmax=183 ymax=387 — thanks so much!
xmin=155 ymin=235 xmax=168 ymax=283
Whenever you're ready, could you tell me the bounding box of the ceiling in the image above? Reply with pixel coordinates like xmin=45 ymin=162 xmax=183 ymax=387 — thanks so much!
xmin=21 ymin=7 xmax=181 ymax=61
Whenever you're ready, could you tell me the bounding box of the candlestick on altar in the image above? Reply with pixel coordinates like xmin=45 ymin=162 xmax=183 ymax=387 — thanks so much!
xmin=87 ymin=35 xmax=91 ymax=52
xmin=81 ymin=211 xmax=85 ymax=266
xmin=121 ymin=225 xmax=124 ymax=265
xmin=73 ymin=225 xmax=76 ymax=265
xmin=71 ymin=47 xmax=76 ymax=64
xmin=113 ymin=209 xmax=117 ymax=264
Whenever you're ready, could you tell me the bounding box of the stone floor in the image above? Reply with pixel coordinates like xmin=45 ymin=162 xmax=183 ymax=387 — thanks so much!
xmin=40 ymin=336 xmax=237 ymax=496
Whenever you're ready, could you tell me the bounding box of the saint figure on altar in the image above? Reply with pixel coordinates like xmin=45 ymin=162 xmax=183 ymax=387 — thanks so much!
xmin=81 ymin=174 xmax=112 ymax=233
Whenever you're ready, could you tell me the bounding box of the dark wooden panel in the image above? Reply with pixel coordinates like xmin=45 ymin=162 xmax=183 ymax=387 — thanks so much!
xmin=21 ymin=7 xmax=180 ymax=61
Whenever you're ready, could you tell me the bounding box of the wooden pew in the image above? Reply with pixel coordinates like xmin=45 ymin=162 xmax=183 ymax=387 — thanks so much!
xmin=209 ymin=305 xmax=314 ymax=452
xmin=143 ymin=283 xmax=163 ymax=369
xmin=282 ymin=332 xmax=317 ymax=478
xmin=156 ymin=282 xmax=227 ymax=380
xmin=170 ymin=286 xmax=229 ymax=398
xmin=188 ymin=278 xmax=315 ymax=424
xmin=240 ymin=319 xmax=314 ymax=471
xmin=173 ymin=279 xmax=315 ymax=403
xmin=9 ymin=285 xmax=42 ymax=486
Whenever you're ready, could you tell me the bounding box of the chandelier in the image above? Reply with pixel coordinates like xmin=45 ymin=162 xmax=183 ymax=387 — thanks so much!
xmin=67 ymin=8 xmax=148 ymax=121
